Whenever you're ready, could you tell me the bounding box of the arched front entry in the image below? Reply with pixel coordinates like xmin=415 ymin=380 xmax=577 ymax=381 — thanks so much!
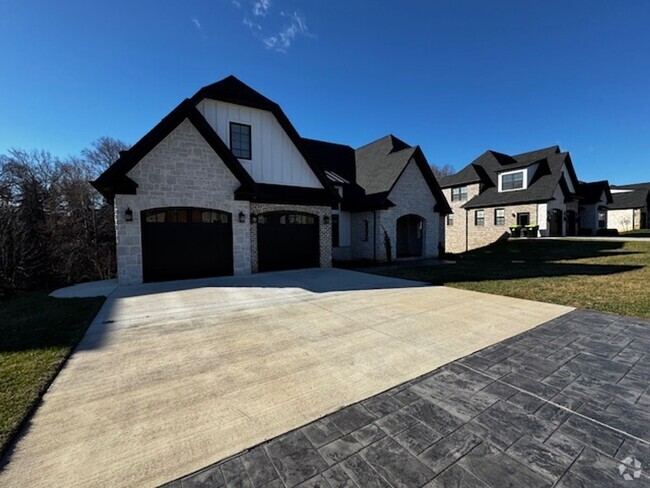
xmin=141 ymin=207 xmax=233 ymax=282
xmin=256 ymin=211 xmax=320 ymax=272
xmin=549 ymin=209 xmax=563 ymax=236
xmin=396 ymin=214 xmax=424 ymax=258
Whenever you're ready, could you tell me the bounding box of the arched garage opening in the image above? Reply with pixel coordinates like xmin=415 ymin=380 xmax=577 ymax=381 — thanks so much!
xmin=141 ymin=207 xmax=233 ymax=282
xmin=256 ymin=211 xmax=320 ymax=272
xmin=396 ymin=214 xmax=424 ymax=258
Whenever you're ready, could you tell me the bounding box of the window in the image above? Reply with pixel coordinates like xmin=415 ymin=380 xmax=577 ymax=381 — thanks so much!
xmin=494 ymin=208 xmax=505 ymax=226
xmin=517 ymin=212 xmax=530 ymax=226
xmin=451 ymin=186 xmax=468 ymax=201
xmin=598 ymin=211 xmax=607 ymax=229
xmin=229 ymin=122 xmax=251 ymax=159
xmin=447 ymin=214 xmax=454 ymax=226
xmin=362 ymin=219 xmax=369 ymax=241
xmin=475 ymin=209 xmax=485 ymax=226
xmin=332 ymin=214 xmax=340 ymax=247
xmin=501 ymin=171 xmax=524 ymax=191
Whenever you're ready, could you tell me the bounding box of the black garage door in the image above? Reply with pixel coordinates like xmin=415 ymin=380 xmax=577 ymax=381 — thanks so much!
xmin=257 ymin=212 xmax=319 ymax=272
xmin=141 ymin=208 xmax=233 ymax=282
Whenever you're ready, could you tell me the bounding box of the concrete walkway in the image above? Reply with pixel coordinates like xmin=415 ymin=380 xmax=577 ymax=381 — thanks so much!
xmin=0 ymin=269 xmax=572 ymax=487
xmin=49 ymin=279 xmax=118 ymax=298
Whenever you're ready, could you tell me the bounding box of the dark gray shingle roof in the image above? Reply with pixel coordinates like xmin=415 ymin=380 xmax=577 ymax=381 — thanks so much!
xmin=609 ymin=182 xmax=650 ymax=210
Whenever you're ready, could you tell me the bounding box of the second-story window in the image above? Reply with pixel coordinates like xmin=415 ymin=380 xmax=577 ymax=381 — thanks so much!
xmin=451 ymin=186 xmax=467 ymax=201
xmin=230 ymin=122 xmax=251 ymax=160
xmin=501 ymin=171 xmax=524 ymax=191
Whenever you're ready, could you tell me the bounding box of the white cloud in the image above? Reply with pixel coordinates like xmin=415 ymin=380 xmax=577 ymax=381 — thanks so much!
xmin=243 ymin=17 xmax=262 ymax=30
xmin=263 ymin=11 xmax=309 ymax=52
xmin=229 ymin=1 xmax=312 ymax=53
xmin=191 ymin=17 xmax=201 ymax=30
xmin=253 ymin=0 xmax=271 ymax=17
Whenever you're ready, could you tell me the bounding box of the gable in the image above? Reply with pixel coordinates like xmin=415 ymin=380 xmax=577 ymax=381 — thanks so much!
xmin=196 ymin=99 xmax=323 ymax=189
xmin=127 ymin=119 xmax=241 ymax=198
xmin=388 ymin=154 xmax=449 ymax=213
xmin=91 ymin=100 xmax=255 ymax=202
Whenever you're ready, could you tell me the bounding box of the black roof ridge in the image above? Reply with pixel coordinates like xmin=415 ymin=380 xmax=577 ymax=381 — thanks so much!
xmin=512 ymin=145 xmax=561 ymax=158
xmin=301 ymin=137 xmax=354 ymax=150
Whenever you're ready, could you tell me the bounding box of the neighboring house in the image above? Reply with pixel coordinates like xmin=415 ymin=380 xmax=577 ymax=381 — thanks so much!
xmin=439 ymin=146 xmax=612 ymax=253
xmin=576 ymin=180 xmax=613 ymax=233
xmin=607 ymin=182 xmax=650 ymax=232
xmin=92 ymin=76 xmax=450 ymax=284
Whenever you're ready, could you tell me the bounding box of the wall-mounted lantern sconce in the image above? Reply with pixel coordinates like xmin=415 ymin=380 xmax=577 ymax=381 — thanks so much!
xmin=323 ymin=215 xmax=331 ymax=225
xmin=239 ymin=211 xmax=246 ymax=223
xmin=511 ymin=212 xmax=516 ymax=218
xmin=125 ymin=208 xmax=133 ymax=222
xmin=250 ymin=213 xmax=258 ymax=224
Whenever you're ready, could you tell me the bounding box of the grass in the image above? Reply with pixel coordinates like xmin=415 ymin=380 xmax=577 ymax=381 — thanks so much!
xmin=0 ymin=292 xmax=104 ymax=456
xmin=375 ymin=239 xmax=650 ymax=319
xmin=621 ymin=229 xmax=650 ymax=238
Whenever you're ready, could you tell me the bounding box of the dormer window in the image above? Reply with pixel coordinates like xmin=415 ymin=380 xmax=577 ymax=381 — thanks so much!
xmin=451 ymin=186 xmax=467 ymax=201
xmin=500 ymin=170 xmax=525 ymax=191
xmin=230 ymin=122 xmax=251 ymax=160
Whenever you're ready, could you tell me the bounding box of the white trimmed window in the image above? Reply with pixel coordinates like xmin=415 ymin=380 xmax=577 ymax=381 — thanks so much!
xmin=499 ymin=170 xmax=525 ymax=191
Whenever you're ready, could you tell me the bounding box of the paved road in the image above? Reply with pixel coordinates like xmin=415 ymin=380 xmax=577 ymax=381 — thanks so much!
xmin=165 ymin=309 xmax=650 ymax=488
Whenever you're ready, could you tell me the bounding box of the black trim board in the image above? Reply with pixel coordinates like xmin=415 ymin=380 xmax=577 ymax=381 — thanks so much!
xmin=91 ymin=99 xmax=256 ymax=202
xmin=190 ymin=76 xmax=340 ymax=203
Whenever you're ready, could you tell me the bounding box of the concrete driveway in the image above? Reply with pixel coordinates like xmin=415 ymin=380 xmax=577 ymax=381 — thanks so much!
xmin=0 ymin=269 xmax=572 ymax=487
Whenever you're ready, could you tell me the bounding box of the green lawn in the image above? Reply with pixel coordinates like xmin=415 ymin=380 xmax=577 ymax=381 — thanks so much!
xmin=375 ymin=239 xmax=650 ymax=319
xmin=0 ymin=292 xmax=104 ymax=456
xmin=621 ymin=229 xmax=650 ymax=238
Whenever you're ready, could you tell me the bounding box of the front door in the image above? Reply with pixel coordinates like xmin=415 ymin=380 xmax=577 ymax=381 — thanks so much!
xmin=396 ymin=214 xmax=424 ymax=258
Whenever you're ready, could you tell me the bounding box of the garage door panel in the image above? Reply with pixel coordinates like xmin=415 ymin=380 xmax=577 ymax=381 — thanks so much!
xmin=141 ymin=208 xmax=233 ymax=282
xmin=257 ymin=212 xmax=319 ymax=272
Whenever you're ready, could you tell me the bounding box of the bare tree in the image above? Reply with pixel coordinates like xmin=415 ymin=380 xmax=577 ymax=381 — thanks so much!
xmin=0 ymin=137 xmax=128 ymax=295
xmin=430 ymin=163 xmax=455 ymax=180
xmin=81 ymin=136 xmax=129 ymax=174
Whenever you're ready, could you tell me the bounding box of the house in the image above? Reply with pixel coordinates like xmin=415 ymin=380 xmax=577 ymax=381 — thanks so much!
xmin=607 ymin=182 xmax=650 ymax=232
xmin=439 ymin=146 xmax=612 ymax=253
xmin=92 ymin=76 xmax=450 ymax=284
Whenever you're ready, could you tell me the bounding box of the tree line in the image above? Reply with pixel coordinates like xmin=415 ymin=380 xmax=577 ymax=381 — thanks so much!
xmin=0 ymin=137 xmax=127 ymax=297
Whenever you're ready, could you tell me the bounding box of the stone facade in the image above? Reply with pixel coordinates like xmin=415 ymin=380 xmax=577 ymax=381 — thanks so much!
xmin=348 ymin=160 xmax=443 ymax=262
xmin=114 ymin=119 xmax=251 ymax=285
xmin=608 ymin=208 xmax=640 ymax=232
xmin=442 ymin=184 xmax=480 ymax=254
xmin=249 ymin=202 xmax=332 ymax=272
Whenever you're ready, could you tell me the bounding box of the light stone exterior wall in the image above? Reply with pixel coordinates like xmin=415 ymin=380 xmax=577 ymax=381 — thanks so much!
xmin=466 ymin=203 xmax=539 ymax=251
xmin=114 ymin=119 xmax=250 ymax=285
xmin=350 ymin=211 xmax=376 ymax=260
xmin=442 ymin=183 xmax=480 ymax=254
xmin=249 ymin=203 xmax=332 ymax=272
xmin=376 ymin=160 xmax=443 ymax=261
xmin=608 ymin=209 xmax=637 ymax=232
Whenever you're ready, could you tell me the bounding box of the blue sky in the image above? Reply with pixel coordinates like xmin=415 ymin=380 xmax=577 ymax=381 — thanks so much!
xmin=1 ymin=1 xmax=649 ymax=184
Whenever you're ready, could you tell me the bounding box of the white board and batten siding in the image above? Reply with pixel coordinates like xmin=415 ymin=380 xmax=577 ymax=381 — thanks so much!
xmin=196 ymin=99 xmax=322 ymax=189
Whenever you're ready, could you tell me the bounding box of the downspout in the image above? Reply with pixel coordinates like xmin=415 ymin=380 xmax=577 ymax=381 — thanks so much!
xmin=373 ymin=210 xmax=377 ymax=262
xmin=465 ymin=208 xmax=469 ymax=252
